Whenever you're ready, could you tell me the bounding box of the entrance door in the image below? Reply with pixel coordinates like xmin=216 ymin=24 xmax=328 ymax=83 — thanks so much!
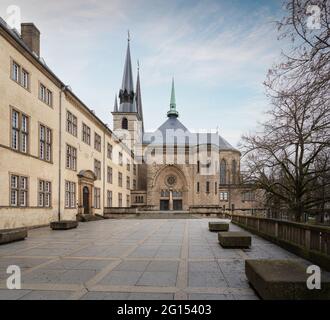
xmin=160 ymin=200 xmax=169 ymax=211
xmin=83 ymin=186 xmax=90 ymax=214
xmin=173 ymin=200 xmax=183 ymax=211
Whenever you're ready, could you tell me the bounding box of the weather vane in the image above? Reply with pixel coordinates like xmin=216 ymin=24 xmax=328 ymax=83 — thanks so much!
xmin=128 ymin=30 xmax=130 ymax=42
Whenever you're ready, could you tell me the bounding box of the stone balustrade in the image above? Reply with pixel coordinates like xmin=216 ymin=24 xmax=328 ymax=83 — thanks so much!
xmin=229 ymin=214 xmax=330 ymax=271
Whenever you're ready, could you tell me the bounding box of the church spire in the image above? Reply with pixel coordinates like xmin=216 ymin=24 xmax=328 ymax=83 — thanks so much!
xmin=136 ymin=60 xmax=144 ymax=131
xmin=113 ymin=94 xmax=118 ymax=112
xmin=167 ymin=77 xmax=179 ymax=118
xmin=118 ymin=32 xmax=136 ymax=112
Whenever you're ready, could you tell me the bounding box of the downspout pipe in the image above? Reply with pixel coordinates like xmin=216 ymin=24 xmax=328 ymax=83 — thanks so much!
xmin=58 ymin=85 xmax=69 ymax=222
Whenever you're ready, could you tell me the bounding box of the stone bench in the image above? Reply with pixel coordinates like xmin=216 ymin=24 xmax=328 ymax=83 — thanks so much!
xmin=245 ymin=259 xmax=330 ymax=300
xmin=209 ymin=221 xmax=229 ymax=232
xmin=50 ymin=220 xmax=78 ymax=230
xmin=218 ymin=231 xmax=251 ymax=248
xmin=0 ymin=228 xmax=28 ymax=245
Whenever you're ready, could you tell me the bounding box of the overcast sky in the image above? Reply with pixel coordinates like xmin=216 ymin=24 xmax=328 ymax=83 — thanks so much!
xmin=0 ymin=0 xmax=287 ymax=147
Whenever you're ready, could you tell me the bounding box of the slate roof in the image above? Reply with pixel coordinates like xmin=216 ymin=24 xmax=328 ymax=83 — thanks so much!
xmin=143 ymin=116 xmax=238 ymax=152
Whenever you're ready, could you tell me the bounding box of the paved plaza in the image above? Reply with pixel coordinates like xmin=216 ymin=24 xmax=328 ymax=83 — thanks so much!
xmin=0 ymin=218 xmax=313 ymax=300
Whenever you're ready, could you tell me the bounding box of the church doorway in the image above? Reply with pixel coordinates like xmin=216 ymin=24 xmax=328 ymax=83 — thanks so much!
xmin=160 ymin=200 xmax=170 ymax=211
xmin=173 ymin=199 xmax=182 ymax=211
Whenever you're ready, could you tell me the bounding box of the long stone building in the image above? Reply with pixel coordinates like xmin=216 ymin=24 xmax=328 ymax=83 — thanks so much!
xmin=0 ymin=19 xmax=263 ymax=229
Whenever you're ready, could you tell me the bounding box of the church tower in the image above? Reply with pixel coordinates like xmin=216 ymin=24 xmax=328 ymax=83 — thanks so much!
xmin=112 ymin=34 xmax=143 ymax=150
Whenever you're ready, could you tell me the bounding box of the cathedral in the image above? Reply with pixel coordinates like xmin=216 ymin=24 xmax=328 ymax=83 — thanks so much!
xmin=111 ymin=38 xmax=262 ymax=213
xmin=0 ymin=20 xmax=262 ymax=230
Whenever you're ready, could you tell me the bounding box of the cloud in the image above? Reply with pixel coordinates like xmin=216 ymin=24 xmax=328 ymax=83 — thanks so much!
xmin=0 ymin=0 xmax=284 ymax=147
xmin=138 ymin=4 xmax=281 ymax=88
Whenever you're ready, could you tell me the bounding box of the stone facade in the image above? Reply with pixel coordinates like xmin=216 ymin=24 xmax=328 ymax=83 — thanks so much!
xmin=0 ymin=20 xmax=264 ymax=229
xmin=0 ymin=20 xmax=135 ymax=229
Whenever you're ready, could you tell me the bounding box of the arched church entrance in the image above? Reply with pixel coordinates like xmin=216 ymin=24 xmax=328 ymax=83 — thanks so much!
xmin=152 ymin=165 xmax=188 ymax=211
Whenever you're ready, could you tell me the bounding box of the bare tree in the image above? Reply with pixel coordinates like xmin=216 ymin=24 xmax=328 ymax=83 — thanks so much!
xmin=240 ymin=0 xmax=330 ymax=222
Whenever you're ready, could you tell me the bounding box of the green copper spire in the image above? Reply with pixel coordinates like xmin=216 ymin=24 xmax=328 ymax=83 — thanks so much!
xmin=167 ymin=78 xmax=179 ymax=118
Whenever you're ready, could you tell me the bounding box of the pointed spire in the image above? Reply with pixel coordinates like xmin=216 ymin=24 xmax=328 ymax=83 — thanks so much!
xmin=136 ymin=61 xmax=144 ymax=131
xmin=121 ymin=35 xmax=134 ymax=93
xmin=167 ymin=77 xmax=179 ymax=118
xmin=113 ymin=95 xmax=118 ymax=112
xmin=118 ymin=32 xmax=136 ymax=112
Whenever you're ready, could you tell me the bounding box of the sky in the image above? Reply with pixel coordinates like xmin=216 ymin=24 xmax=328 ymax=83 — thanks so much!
xmin=0 ymin=0 xmax=287 ymax=148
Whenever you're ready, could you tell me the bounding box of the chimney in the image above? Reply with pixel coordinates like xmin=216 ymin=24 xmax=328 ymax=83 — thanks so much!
xmin=21 ymin=23 xmax=40 ymax=56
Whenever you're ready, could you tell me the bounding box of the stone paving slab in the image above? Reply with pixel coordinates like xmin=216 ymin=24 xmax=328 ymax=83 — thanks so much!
xmin=0 ymin=218 xmax=326 ymax=300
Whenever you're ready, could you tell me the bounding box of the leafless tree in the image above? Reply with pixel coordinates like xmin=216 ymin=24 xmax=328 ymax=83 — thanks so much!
xmin=240 ymin=0 xmax=330 ymax=222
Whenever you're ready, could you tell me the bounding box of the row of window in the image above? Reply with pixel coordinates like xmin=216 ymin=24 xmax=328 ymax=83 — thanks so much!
xmin=134 ymin=196 xmax=144 ymax=203
xmin=66 ymin=111 xmax=137 ymax=172
xmin=64 ymin=149 xmax=137 ymax=190
xmin=66 ymin=183 xmax=130 ymax=209
xmin=106 ymin=190 xmax=130 ymax=207
xmin=12 ymin=60 xmax=53 ymax=107
xmin=160 ymin=190 xmax=183 ymax=198
xmin=66 ymin=111 xmax=133 ymax=172
xmin=196 ymin=182 xmax=218 ymax=194
xmin=11 ymin=109 xmax=53 ymax=162
xmin=219 ymin=191 xmax=256 ymax=202
xmin=11 ymin=61 xmax=135 ymax=171
xmin=11 ymin=109 xmax=137 ymax=182
xmin=196 ymin=160 xmax=238 ymax=185
xmin=10 ymin=175 xmax=130 ymax=208
xmin=10 ymin=174 xmax=51 ymax=208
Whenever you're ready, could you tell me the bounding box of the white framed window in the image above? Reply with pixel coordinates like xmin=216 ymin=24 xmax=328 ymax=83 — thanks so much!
xmin=39 ymin=83 xmax=52 ymax=106
xmin=39 ymin=124 xmax=52 ymax=162
xmin=66 ymin=144 xmax=77 ymax=170
xmin=10 ymin=175 xmax=28 ymax=207
xmin=118 ymin=172 xmax=123 ymax=187
xmin=82 ymin=123 xmax=91 ymax=145
xmin=38 ymin=180 xmax=51 ymax=207
xmin=66 ymin=111 xmax=77 ymax=137
xmin=11 ymin=109 xmax=29 ymax=153
xmin=21 ymin=69 xmax=29 ymax=89
xmin=94 ymin=133 xmax=101 ymax=152
xmin=94 ymin=159 xmax=101 ymax=180
xmin=220 ymin=192 xmax=229 ymax=201
xmin=94 ymin=187 xmax=101 ymax=209
xmin=107 ymin=190 xmax=113 ymax=207
xmin=65 ymin=181 xmax=76 ymax=208
xmin=107 ymin=166 xmax=113 ymax=184
xmin=126 ymin=176 xmax=130 ymax=190
xmin=107 ymin=143 xmax=112 ymax=159
xmin=12 ymin=61 xmax=20 ymax=82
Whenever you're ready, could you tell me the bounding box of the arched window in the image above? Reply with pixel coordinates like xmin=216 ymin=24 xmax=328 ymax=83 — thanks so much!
xmin=232 ymin=159 xmax=237 ymax=184
xmin=122 ymin=117 xmax=128 ymax=130
xmin=220 ymin=159 xmax=227 ymax=185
